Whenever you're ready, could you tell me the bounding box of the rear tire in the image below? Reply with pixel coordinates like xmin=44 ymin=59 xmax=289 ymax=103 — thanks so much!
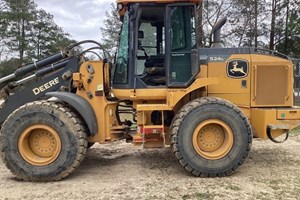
xmin=170 ymin=97 xmax=252 ymax=177
xmin=0 ymin=100 xmax=88 ymax=181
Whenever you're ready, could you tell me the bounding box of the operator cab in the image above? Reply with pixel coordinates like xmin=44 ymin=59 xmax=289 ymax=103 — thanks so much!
xmin=113 ymin=2 xmax=199 ymax=89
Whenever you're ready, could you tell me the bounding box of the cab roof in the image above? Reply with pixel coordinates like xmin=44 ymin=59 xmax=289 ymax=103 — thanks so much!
xmin=117 ymin=0 xmax=200 ymax=5
xmin=117 ymin=0 xmax=200 ymax=16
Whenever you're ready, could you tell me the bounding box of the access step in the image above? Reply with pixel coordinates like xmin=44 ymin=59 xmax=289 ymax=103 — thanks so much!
xmin=137 ymin=104 xmax=169 ymax=111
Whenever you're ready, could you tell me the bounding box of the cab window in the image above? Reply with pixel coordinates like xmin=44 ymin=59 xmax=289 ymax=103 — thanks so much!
xmin=114 ymin=12 xmax=129 ymax=84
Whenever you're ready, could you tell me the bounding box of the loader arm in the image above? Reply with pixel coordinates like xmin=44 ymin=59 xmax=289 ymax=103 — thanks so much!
xmin=0 ymin=40 xmax=107 ymax=128
xmin=0 ymin=57 xmax=79 ymax=125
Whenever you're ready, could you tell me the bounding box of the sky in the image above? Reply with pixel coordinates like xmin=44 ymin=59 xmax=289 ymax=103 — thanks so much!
xmin=35 ymin=0 xmax=115 ymax=43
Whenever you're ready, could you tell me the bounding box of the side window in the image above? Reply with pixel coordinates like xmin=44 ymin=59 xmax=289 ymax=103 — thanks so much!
xmin=134 ymin=6 xmax=166 ymax=86
xmin=136 ymin=23 xmax=157 ymax=75
xmin=114 ymin=12 xmax=129 ymax=84
xmin=171 ymin=7 xmax=186 ymax=51
xmin=138 ymin=23 xmax=157 ymax=56
xmin=191 ymin=13 xmax=196 ymax=48
xmin=168 ymin=5 xmax=197 ymax=86
xmin=136 ymin=22 xmax=165 ymax=76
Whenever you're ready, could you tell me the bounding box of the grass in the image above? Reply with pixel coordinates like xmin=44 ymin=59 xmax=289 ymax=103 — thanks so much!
xmin=225 ymin=184 xmax=241 ymax=191
xmin=289 ymin=126 xmax=300 ymax=137
xmin=268 ymin=179 xmax=283 ymax=190
xmin=182 ymin=191 xmax=216 ymax=200
xmin=194 ymin=192 xmax=215 ymax=200
xmin=255 ymin=192 xmax=270 ymax=200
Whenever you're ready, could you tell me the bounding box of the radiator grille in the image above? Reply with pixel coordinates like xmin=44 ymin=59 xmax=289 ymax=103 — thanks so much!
xmin=254 ymin=65 xmax=288 ymax=105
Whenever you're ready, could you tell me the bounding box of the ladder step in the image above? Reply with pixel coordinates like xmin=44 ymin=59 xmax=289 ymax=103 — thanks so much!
xmin=133 ymin=136 xmax=163 ymax=143
xmin=110 ymin=130 xmax=124 ymax=134
xmin=143 ymin=139 xmax=165 ymax=148
xmin=141 ymin=125 xmax=164 ymax=135
xmin=137 ymin=104 xmax=169 ymax=111
xmin=110 ymin=125 xmax=128 ymax=130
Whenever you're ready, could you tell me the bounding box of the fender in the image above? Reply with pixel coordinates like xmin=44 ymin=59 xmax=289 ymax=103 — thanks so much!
xmin=46 ymin=92 xmax=98 ymax=136
xmin=168 ymin=77 xmax=219 ymax=108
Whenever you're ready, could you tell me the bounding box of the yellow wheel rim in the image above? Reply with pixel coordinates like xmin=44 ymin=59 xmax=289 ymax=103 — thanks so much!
xmin=18 ymin=125 xmax=62 ymax=166
xmin=192 ymin=119 xmax=234 ymax=160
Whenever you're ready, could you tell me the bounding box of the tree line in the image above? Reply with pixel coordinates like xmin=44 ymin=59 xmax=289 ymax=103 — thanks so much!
xmin=199 ymin=0 xmax=300 ymax=57
xmin=101 ymin=1 xmax=300 ymax=59
xmin=0 ymin=0 xmax=75 ymax=76
xmin=1 ymin=0 xmax=299 ymax=77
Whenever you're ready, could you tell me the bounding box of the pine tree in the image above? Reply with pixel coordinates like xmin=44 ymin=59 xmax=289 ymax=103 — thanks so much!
xmin=29 ymin=9 xmax=75 ymax=60
xmin=0 ymin=1 xmax=9 ymax=60
xmin=100 ymin=2 xmax=122 ymax=61
xmin=3 ymin=0 xmax=36 ymax=64
xmin=276 ymin=0 xmax=300 ymax=57
xmin=0 ymin=0 xmax=76 ymax=76
xmin=0 ymin=0 xmax=75 ymax=63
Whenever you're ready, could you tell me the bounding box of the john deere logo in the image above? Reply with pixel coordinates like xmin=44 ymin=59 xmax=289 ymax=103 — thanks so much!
xmin=227 ymin=60 xmax=249 ymax=78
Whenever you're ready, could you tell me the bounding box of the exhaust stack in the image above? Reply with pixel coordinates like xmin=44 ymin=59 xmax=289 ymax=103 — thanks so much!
xmin=211 ymin=17 xmax=227 ymax=48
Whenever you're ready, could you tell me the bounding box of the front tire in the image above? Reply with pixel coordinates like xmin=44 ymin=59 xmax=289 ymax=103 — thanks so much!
xmin=0 ymin=100 xmax=88 ymax=181
xmin=170 ymin=97 xmax=252 ymax=177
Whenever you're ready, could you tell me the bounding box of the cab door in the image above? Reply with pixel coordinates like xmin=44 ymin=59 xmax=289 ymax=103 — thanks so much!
xmin=166 ymin=4 xmax=199 ymax=87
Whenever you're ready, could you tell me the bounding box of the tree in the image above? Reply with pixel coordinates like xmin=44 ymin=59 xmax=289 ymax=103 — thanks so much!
xmin=199 ymin=0 xmax=268 ymax=48
xmin=228 ymin=0 xmax=268 ymax=48
xmin=0 ymin=1 xmax=9 ymax=60
xmin=99 ymin=1 xmax=300 ymax=57
xmin=269 ymin=0 xmax=288 ymax=50
xmin=28 ymin=9 xmax=76 ymax=60
xmin=0 ymin=58 xmax=20 ymax=76
xmin=276 ymin=0 xmax=300 ymax=57
xmin=0 ymin=0 xmax=76 ymax=64
xmin=100 ymin=2 xmax=122 ymax=61
xmin=29 ymin=9 xmax=57 ymax=59
xmin=200 ymin=0 xmax=232 ymax=47
xmin=2 ymin=0 xmax=36 ymax=64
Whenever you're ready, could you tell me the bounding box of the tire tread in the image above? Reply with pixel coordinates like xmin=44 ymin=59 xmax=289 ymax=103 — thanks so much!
xmin=0 ymin=100 xmax=88 ymax=181
xmin=170 ymin=97 xmax=252 ymax=177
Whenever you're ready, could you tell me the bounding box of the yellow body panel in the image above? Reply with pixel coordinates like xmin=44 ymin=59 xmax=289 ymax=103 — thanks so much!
xmin=206 ymin=54 xmax=251 ymax=107
xmin=112 ymin=88 xmax=167 ymax=100
xmin=205 ymin=54 xmax=294 ymax=107
xmin=277 ymin=109 xmax=300 ymax=120
xmin=250 ymin=55 xmax=293 ymax=107
xmin=201 ymin=53 xmax=299 ymax=139
xmin=74 ymin=61 xmax=122 ymax=143
xmin=208 ymin=93 xmax=250 ymax=108
xmin=75 ymin=51 xmax=299 ymax=144
xmin=113 ymin=78 xmax=218 ymax=110
xmin=99 ymin=0 xmax=300 ymax=146
xmin=251 ymin=108 xmax=300 ymax=139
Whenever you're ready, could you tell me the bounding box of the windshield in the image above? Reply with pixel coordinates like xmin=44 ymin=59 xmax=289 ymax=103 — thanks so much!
xmin=113 ymin=12 xmax=129 ymax=84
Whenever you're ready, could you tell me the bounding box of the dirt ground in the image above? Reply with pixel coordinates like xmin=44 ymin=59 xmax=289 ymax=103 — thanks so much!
xmin=1 ymin=135 xmax=300 ymax=200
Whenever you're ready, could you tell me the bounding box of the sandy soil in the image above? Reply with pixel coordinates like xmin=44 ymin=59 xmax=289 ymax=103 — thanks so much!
xmin=1 ymin=135 xmax=300 ymax=200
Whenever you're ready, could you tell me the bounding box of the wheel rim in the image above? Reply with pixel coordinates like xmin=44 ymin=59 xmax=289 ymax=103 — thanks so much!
xmin=192 ymin=119 xmax=234 ymax=160
xmin=18 ymin=125 xmax=62 ymax=166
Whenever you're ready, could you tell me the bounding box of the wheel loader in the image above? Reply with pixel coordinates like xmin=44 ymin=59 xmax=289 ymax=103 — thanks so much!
xmin=0 ymin=0 xmax=300 ymax=181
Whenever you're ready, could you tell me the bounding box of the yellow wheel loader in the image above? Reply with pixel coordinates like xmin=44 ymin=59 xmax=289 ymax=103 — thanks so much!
xmin=0 ymin=0 xmax=299 ymax=181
